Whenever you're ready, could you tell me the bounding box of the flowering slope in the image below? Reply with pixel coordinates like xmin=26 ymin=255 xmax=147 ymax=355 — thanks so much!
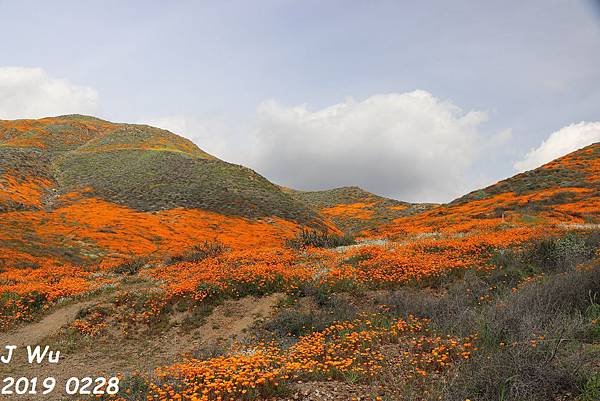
xmin=144 ymin=316 xmax=475 ymax=401
xmin=0 ymin=115 xmax=323 ymax=267
xmin=287 ymin=186 xmax=435 ymax=233
xmin=374 ymin=143 xmax=600 ymax=240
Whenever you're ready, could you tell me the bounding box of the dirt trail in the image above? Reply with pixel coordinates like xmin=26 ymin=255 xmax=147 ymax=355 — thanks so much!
xmin=0 ymin=299 xmax=106 ymax=347
xmin=0 ymin=282 xmax=148 ymax=347
xmin=198 ymin=293 xmax=285 ymax=344
xmin=1 ymin=292 xmax=285 ymax=400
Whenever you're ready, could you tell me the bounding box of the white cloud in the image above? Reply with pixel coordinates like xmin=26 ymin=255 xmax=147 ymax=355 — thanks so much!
xmin=514 ymin=121 xmax=600 ymax=172
xmin=145 ymin=91 xmax=512 ymax=203
xmin=0 ymin=67 xmax=98 ymax=119
xmin=241 ymin=91 xmax=506 ymax=203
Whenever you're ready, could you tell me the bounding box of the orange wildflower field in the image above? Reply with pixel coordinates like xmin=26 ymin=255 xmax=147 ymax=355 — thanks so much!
xmin=1 ymin=118 xmax=599 ymax=400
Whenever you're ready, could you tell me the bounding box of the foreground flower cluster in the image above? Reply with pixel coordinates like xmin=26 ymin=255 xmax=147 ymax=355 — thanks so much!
xmin=141 ymin=316 xmax=475 ymax=401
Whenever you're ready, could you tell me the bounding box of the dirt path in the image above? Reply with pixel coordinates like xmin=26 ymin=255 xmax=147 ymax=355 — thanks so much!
xmin=0 ymin=297 xmax=116 ymax=346
xmin=0 ymin=282 xmax=147 ymax=347
xmin=198 ymin=292 xmax=285 ymax=344
xmin=1 ymin=292 xmax=285 ymax=400
xmin=0 ymin=299 xmax=101 ymax=347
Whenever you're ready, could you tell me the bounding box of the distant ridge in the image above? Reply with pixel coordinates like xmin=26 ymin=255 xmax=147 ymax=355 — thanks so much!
xmin=285 ymin=186 xmax=436 ymax=232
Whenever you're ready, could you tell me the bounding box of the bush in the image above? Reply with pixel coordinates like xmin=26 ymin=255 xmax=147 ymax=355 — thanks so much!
xmin=297 ymin=283 xmax=334 ymax=307
xmin=579 ymin=371 xmax=600 ymax=401
xmin=263 ymin=294 xmax=357 ymax=338
xmin=526 ymin=233 xmax=594 ymax=272
xmin=376 ymin=270 xmax=487 ymax=334
xmin=444 ymin=340 xmax=588 ymax=401
xmin=165 ymin=241 xmax=225 ymax=265
xmin=286 ymin=229 xmax=355 ymax=249
xmin=486 ymin=264 xmax=600 ymax=341
xmin=444 ymin=264 xmax=600 ymax=401
xmin=112 ymin=257 xmax=148 ymax=275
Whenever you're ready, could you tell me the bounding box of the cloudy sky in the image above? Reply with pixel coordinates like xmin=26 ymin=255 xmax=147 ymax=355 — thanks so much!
xmin=1 ymin=0 xmax=600 ymax=202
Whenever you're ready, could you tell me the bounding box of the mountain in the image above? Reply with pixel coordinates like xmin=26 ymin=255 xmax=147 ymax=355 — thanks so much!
xmin=1 ymin=117 xmax=599 ymax=401
xmin=0 ymin=115 xmax=323 ymax=266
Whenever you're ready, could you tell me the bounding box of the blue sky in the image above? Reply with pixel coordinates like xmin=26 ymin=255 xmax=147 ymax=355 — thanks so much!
xmin=1 ymin=0 xmax=600 ymax=202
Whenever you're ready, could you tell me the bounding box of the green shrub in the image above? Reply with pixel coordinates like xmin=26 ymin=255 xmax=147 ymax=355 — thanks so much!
xmin=444 ymin=264 xmax=600 ymax=401
xmin=112 ymin=257 xmax=148 ymax=275
xmin=527 ymin=233 xmax=593 ymax=272
xmin=165 ymin=241 xmax=225 ymax=265
xmin=263 ymin=294 xmax=357 ymax=338
xmin=444 ymin=340 xmax=587 ymax=401
xmin=578 ymin=371 xmax=600 ymax=401
xmin=286 ymin=229 xmax=355 ymax=249
xmin=584 ymin=293 xmax=600 ymax=340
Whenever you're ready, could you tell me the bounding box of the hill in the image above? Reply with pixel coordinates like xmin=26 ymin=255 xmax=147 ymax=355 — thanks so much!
xmin=0 ymin=115 xmax=319 ymax=219
xmin=285 ymin=186 xmax=435 ymax=233
xmin=0 ymin=115 xmax=323 ymax=266
xmin=374 ymin=142 xmax=600 ymax=238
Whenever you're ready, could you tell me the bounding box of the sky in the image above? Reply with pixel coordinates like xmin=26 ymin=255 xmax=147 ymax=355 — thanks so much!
xmin=1 ymin=0 xmax=600 ymax=203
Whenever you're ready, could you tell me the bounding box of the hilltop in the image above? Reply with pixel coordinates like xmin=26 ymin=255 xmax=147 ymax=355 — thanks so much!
xmin=0 ymin=115 xmax=317 ymax=219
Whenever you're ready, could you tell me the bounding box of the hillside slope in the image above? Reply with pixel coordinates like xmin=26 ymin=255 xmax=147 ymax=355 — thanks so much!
xmin=0 ymin=115 xmax=322 ymax=266
xmin=374 ymin=142 xmax=600 ymax=237
xmin=285 ymin=186 xmax=435 ymax=233
xmin=2 ymin=115 xmax=598 ymax=267
xmin=0 ymin=115 xmax=318 ymax=220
